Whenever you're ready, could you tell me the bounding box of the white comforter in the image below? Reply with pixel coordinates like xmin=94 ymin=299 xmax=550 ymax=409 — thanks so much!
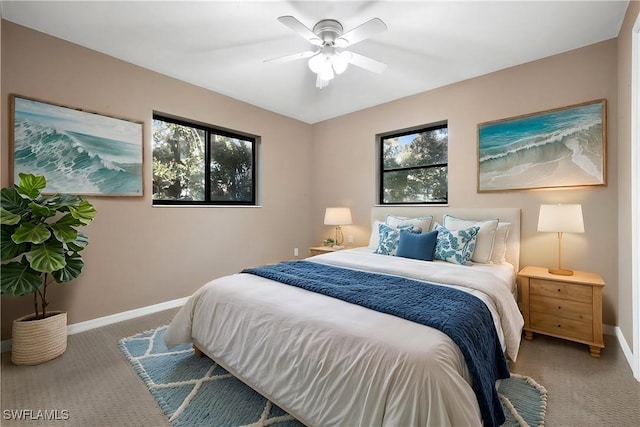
xmin=164 ymin=248 xmax=524 ymax=427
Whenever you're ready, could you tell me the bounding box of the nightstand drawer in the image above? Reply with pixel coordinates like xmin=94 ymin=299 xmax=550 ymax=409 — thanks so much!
xmin=530 ymin=279 xmax=592 ymax=303
xmin=530 ymin=295 xmax=592 ymax=323
xmin=531 ymin=312 xmax=593 ymax=342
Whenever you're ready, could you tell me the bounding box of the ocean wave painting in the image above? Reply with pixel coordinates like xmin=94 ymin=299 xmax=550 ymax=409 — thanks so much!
xmin=478 ymin=100 xmax=606 ymax=191
xmin=12 ymin=96 xmax=143 ymax=196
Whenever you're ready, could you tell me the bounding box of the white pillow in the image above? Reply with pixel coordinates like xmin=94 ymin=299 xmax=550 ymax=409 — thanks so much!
xmin=368 ymin=219 xmax=384 ymax=250
xmin=443 ymin=215 xmax=499 ymax=264
xmin=490 ymin=222 xmax=511 ymax=264
xmin=385 ymin=215 xmax=433 ymax=234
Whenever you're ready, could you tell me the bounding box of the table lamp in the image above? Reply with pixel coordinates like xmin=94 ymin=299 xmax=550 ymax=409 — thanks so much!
xmin=537 ymin=204 xmax=584 ymax=276
xmin=324 ymin=207 xmax=352 ymax=247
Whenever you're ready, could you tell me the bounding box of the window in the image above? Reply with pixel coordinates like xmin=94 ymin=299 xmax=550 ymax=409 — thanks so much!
xmin=379 ymin=123 xmax=448 ymax=204
xmin=152 ymin=114 xmax=257 ymax=206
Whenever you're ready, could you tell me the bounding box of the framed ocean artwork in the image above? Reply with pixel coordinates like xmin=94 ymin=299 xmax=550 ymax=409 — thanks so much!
xmin=10 ymin=95 xmax=144 ymax=196
xmin=477 ymin=99 xmax=606 ymax=192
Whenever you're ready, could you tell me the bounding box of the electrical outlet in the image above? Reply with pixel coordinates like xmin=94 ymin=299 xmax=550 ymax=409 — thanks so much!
xmin=294 ymin=247 xmax=299 ymax=257
xmin=347 ymin=235 xmax=354 ymax=244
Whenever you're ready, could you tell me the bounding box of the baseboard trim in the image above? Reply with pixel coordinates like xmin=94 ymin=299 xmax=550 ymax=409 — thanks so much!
xmin=610 ymin=325 xmax=635 ymax=376
xmin=1 ymin=297 xmax=188 ymax=353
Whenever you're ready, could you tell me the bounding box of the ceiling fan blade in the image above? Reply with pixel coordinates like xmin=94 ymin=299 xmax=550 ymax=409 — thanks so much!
xmin=335 ymin=18 xmax=387 ymax=48
xmin=264 ymin=50 xmax=317 ymax=64
xmin=347 ymin=52 xmax=387 ymax=74
xmin=278 ymin=16 xmax=323 ymax=46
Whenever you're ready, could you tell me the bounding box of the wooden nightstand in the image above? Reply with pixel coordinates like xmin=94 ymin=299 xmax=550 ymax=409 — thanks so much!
xmin=518 ymin=265 xmax=605 ymax=357
xmin=308 ymin=246 xmax=343 ymax=256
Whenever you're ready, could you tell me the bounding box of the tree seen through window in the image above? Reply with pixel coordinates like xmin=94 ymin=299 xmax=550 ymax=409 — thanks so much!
xmin=380 ymin=124 xmax=448 ymax=204
xmin=152 ymin=115 xmax=256 ymax=205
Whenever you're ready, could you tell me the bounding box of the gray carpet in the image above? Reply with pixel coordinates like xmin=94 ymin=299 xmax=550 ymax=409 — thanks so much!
xmin=2 ymin=308 xmax=639 ymax=426
xmin=508 ymin=334 xmax=640 ymax=426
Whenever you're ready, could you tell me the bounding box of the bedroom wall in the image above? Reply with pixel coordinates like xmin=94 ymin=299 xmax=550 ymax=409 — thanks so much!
xmin=310 ymin=39 xmax=621 ymax=327
xmin=0 ymin=17 xmax=630 ymax=342
xmin=617 ymin=1 xmax=640 ymax=353
xmin=0 ymin=21 xmax=313 ymax=340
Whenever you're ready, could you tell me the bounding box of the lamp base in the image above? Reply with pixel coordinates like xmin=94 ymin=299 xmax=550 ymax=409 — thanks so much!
xmin=548 ymin=268 xmax=574 ymax=276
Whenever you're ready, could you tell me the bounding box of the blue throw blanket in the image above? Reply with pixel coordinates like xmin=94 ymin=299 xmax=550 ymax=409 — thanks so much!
xmin=242 ymin=260 xmax=509 ymax=427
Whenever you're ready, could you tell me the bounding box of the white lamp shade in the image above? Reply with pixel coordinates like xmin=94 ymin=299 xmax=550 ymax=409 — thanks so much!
xmin=309 ymin=49 xmax=349 ymax=84
xmin=319 ymin=64 xmax=335 ymax=81
xmin=308 ymin=53 xmax=327 ymax=73
xmin=537 ymin=204 xmax=585 ymax=233
xmin=324 ymin=207 xmax=352 ymax=225
xmin=332 ymin=52 xmax=350 ymax=74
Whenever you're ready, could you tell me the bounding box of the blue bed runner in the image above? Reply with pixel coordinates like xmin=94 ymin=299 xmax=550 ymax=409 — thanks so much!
xmin=242 ymin=260 xmax=509 ymax=427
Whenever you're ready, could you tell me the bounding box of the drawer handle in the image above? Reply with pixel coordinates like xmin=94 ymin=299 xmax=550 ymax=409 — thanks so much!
xmin=557 ymin=288 xmax=561 ymax=292
xmin=558 ymin=306 xmax=562 ymax=310
xmin=557 ymin=324 xmax=562 ymax=328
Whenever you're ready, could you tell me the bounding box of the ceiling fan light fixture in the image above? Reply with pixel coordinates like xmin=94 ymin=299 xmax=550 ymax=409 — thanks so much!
xmin=308 ymin=50 xmax=349 ymax=86
xmin=332 ymin=51 xmax=350 ymax=75
xmin=334 ymin=37 xmax=349 ymax=48
xmin=307 ymin=53 xmax=325 ymax=74
xmin=319 ymin=64 xmax=334 ymax=81
xmin=308 ymin=53 xmax=335 ymax=81
xmin=273 ymin=15 xmax=387 ymax=89
xmin=316 ymin=74 xmax=330 ymax=89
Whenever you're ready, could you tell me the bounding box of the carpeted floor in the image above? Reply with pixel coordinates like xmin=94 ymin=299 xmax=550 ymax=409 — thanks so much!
xmin=2 ymin=308 xmax=639 ymax=426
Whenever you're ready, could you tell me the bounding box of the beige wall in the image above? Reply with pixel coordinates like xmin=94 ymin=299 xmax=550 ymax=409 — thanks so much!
xmin=617 ymin=1 xmax=640 ymax=351
xmin=0 ymin=15 xmax=632 ymax=340
xmin=311 ymin=39 xmax=620 ymax=327
xmin=0 ymin=22 xmax=313 ymax=339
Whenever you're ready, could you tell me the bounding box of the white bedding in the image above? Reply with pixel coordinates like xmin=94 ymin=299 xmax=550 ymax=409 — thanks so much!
xmin=165 ymin=248 xmax=524 ymax=427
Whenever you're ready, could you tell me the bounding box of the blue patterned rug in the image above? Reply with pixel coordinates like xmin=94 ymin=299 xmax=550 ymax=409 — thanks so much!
xmin=119 ymin=326 xmax=546 ymax=427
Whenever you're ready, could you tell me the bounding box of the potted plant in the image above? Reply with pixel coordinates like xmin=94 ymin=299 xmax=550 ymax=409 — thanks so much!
xmin=1 ymin=173 xmax=96 ymax=365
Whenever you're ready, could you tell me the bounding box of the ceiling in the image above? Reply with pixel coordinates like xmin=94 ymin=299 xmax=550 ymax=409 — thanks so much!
xmin=1 ymin=1 xmax=630 ymax=124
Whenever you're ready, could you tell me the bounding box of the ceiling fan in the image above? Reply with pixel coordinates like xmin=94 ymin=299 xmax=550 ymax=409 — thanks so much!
xmin=266 ymin=16 xmax=388 ymax=89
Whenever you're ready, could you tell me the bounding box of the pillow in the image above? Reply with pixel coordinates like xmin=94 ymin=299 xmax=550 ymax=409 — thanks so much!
xmin=368 ymin=219 xmax=385 ymax=250
xmin=368 ymin=216 xmax=432 ymax=251
xmin=443 ymin=215 xmax=499 ymax=264
xmin=375 ymin=223 xmax=419 ymax=256
xmin=385 ymin=215 xmax=432 ymax=234
xmin=433 ymin=223 xmax=479 ymax=265
xmin=490 ymin=222 xmax=511 ymax=264
xmin=396 ymin=229 xmax=439 ymax=261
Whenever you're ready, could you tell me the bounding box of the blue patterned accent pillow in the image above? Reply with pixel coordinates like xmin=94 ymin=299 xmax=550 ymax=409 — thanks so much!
xmin=375 ymin=223 xmax=419 ymax=256
xmin=434 ymin=224 xmax=480 ymax=265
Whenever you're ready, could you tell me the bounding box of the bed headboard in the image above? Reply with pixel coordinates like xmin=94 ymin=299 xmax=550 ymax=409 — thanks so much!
xmin=371 ymin=207 xmax=521 ymax=271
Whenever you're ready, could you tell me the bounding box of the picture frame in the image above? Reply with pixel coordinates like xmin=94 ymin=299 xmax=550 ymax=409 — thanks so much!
xmin=10 ymin=94 xmax=144 ymax=196
xmin=477 ymin=99 xmax=606 ymax=192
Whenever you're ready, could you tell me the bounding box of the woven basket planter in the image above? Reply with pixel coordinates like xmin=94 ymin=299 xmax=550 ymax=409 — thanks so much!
xmin=11 ymin=311 xmax=67 ymax=365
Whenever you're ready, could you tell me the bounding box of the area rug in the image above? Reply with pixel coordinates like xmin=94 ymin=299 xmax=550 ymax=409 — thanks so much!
xmin=119 ymin=326 xmax=547 ymax=427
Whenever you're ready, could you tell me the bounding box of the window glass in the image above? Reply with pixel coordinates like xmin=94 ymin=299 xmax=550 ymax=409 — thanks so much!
xmin=209 ymin=134 xmax=254 ymax=203
xmin=152 ymin=115 xmax=256 ymax=205
xmin=380 ymin=124 xmax=448 ymax=204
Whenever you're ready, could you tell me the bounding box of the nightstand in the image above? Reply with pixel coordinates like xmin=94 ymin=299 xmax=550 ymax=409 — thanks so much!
xmin=518 ymin=265 xmax=605 ymax=357
xmin=308 ymin=246 xmax=343 ymax=256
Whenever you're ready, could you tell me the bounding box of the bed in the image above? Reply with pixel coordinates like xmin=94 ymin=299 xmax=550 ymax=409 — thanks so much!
xmin=164 ymin=207 xmax=524 ymax=427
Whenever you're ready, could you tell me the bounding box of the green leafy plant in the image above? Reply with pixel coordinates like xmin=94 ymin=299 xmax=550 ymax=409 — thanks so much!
xmin=323 ymin=237 xmax=336 ymax=247
xmin=1 ymin=173 xmax=97 ymax=320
